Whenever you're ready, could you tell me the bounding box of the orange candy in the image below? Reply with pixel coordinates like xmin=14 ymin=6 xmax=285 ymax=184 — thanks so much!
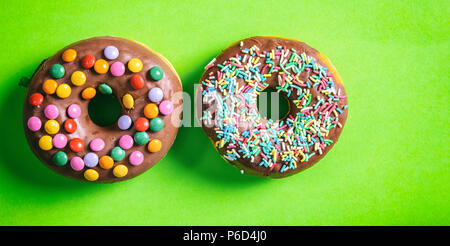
xmin=42 ymin=79 xmax=58 ymax=94
xmin=62 ymin=49 xmax=77 ymax=62
xmin=99 ymin=155 xmax=114 ymax=169
xmin=94 ymin=59 xmax=109 ymax=74
xmin=144 ymin=103 xmax=159 ymax=119
xmin=81 ymin=87 xmax=96 ymax=100
xmin=148 ymin=139 xmax=162 ymax=153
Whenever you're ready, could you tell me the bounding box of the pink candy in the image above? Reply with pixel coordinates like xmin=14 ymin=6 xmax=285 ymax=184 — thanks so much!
xmin=67 ymin=104 xmax=81 ymax=119
xmin=53 ymin=133 xmax=68 ymax=148
xmin=89 ymin=138 xmax=105 ymax=152
xmin=70 ymin=156 xmax=85 ymax=171
xmin=27 ymin=116 xmax=41 ymax=131
xmin=44 ymin=104 xmax=59 ymax=119
xmin=159 ymin=100 xmax=173 ymax=115
xmin=129 ymin=151 xmax=144 ymax=166
xmin=119 ymin=135 xmax=134 ymax=150
xmin=110 ymin=61 xmax=125 ymax=77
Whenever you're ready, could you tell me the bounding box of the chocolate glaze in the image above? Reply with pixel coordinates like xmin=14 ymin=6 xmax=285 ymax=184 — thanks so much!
xmin=23 ymin=36 xmax=183 ymax=183
xmin=199 ymin=36 xmax=348 ymax=178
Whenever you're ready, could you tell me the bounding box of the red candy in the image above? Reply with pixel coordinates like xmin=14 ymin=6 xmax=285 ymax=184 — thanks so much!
xmin=69 ymin=138 xmax=84 ymax=152
xmin=134 ymin=117 xmax=149 ymax=131
xmin=129 ymin=74 xmax=145 ymax=90
xmin=81 ymin=54 xmax=96 ymax=69
xmin=29 ymin=93 xmax=44 ymax=106
xmin=64 ymin=119 xmax=77 ymax=133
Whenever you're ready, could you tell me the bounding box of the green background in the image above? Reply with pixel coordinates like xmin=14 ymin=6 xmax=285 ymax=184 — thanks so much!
xmin=0 ymin=0 xmax=448 ymax=226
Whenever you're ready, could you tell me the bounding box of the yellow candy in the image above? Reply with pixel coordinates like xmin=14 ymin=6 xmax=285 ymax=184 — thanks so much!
xmin=84 ymin=169 xmax=99 ymax=181
xmin=113 ymin=164 xmax=128 ymax=178
xmin=71 ymin=71 xmax=86 ymax=86
xmin=94 ymin=59 xmax=109 ymax=74
xmin=122 ymin=93 xmax=134 ymax=109
xmin=127 ymin=58 xmax=143 ymax=73
xmin=44 ymin=120 xmax=60 ymax=134
xmin=147 ymin=139 xmax=162 ymax=153
xmin=56 ymin=83 xmax=71 ymax=98
xmin=62 ymin=49 xmax=77 ymax=62
xmin=99 ymin=155 xmax=114 ymax=169
xmin=144 ymin=103 xmax=159 ymax=119
xmin=38 ymin=135 xmax=53 ymax=151
xmin=42 ymin=79 xmax=58 ymax=94
xmin=81 ymin=87 xmax=96 ymax=100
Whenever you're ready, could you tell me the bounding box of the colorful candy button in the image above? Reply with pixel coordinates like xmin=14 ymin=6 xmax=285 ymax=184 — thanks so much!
xmin=129 ymin=74 xmax=144 ymax=90
xmin=144 ymin=103 xmax=159 ymax=119
xmin=122 ymin=93 xmax=134 ymax=109
xmin=119 ymin=134 xmax=134 ymax=150
xmin=128 ymin=58 xmax=143 ymax=73
xmin=62 ymin=49 xmax=77 ymax=62
xmin=129 ymin=151 xmax=144 ymax=166
xmin=89 ymin=138 xmax=105 ymax=152
xmin=111 ymin=146 xmax=125 ymax=161
xmin=149 ymin=66 xmax=164 ymax=81
xmin=44 ymin=120 xmax=60 ymax=135
xmin=42 ymin=79 xmax=58 ymax=94
xmin=52 ymin=151 xmax=68 ymax=166
xmin=110 ymin=61 xmax=125 ymax=77
xmin=67 ymin=104 xmax=81 ymax=119
xmin=64 ymin=119 xmax=77 ymax=133
xmin=56 ymin=83 xmax=71 ymax=98
xmin=49 ymin=64 xmax=65 ymax=79
xmin=148 ymin=87 xmax=163 ymax=103
xmin=39 ymin=135 xmax=53 ymax=151
xmin=99 ymin=155 xmax=114 ymax=169
xmin=98 ymin=83 xmax=112 ymax=95
xmin=27 ymin=116 xmax=42 ymax=131
xmin=81 ymin=54 xmax=96 ymax=69
xmin=113 ymin=164 xmax=128 ymax=178
xmin=81 ymin=87 xmax=96 ymax=100
xmin=71 ymin=71 xmax=86 ymax=86
xmin=70 ymin=156 xmax=85 ymax=171
xmin=44 ymin=104 xmax=59 ymax=119
xmin=134 ymin=117 xmax=149 ymax=131
xmin=52 ymin=133 xmax=68 ymax=148
xmin=69 ymin=138 xmax=84 ymax=152
xmin=84 ymin=169 xmax=99 ymax=181
xmin=84 ymin=152 xmax=99 ymax=168
xmin=94 ymin=59 xmax=109 ymax=74
xmin=159 ymin=100 xmax=174 ymax=115
xmin=148 ymin=139 xmax=162 ymax=153
xmin=117 ymin=115 xmax=132 ymax=130
xmin=29 ymin=93 xmax=44 ymax=106
xmin=134 ymin=131 xmax=149 ymax=145
xmin=150 ymin=118 xmax=164 ymax=132
xmin=104 ymin=46 xmax=119 ymax=60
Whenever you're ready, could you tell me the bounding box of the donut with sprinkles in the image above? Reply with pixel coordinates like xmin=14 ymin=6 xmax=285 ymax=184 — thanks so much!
xmin=199 ymin=36 xmax=348 ymax=178
xmin=23 ymin=36 xmax=182 ymax=182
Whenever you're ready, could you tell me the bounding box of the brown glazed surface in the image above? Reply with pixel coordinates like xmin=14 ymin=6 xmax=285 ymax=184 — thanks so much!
xmin=199 ymin=36 xmax=348 ymax=178
xmin=23 ymin=36 xmax=182 ymax=183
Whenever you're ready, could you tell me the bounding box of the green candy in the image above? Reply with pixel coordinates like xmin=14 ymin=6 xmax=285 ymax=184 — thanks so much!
xmin=49 ymin=64 xmax=65 ymax=79
xmin=52 ymin=151 xmax=68 ymax=166
xmin=111 ymin=147 xmax=125 ymax=161
xmin=98 ymin=83 xmax=113 ymax=95
xmin=150 ymin=118 xmax=164 ymax=132
xmin=134 ymin=131 xmax=149 ymax=145
xmin=149 ymin=66 xmax=164 ymax=81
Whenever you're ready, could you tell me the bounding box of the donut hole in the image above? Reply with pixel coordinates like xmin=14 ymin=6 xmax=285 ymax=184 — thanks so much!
xmin=88 ymin=93 xmax=122 ymax=127
xmin=257 ymin=88 xmax=290 ymax=121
